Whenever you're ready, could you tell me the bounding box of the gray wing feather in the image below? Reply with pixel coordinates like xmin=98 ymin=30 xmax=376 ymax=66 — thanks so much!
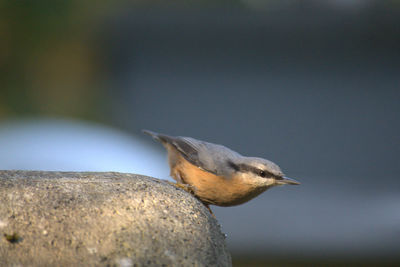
xmin=175 ymin=137 xmax=242 ymax=175
xmin=143 ymin=130 xmax=240 ymax=176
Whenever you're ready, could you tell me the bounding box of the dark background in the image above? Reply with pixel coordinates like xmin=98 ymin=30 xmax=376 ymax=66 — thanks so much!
xmin=1 ymin=1 xmax=399 ymax=266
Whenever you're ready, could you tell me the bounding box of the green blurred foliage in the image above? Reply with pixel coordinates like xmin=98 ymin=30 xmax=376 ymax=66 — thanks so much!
xmin=0 ymin=0 xmax=112 ymax=120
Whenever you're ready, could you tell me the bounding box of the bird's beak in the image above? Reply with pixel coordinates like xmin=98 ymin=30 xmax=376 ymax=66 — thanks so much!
xmin=277 ymin=176 xmax=300 ymax=185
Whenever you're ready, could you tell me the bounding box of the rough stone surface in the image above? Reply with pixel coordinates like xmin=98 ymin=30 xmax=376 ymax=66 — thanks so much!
xmin=0 ymin=170 xmax=231 ymax=267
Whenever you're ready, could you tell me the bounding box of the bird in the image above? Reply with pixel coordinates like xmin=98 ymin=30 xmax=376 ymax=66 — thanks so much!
xmin=143 ymin=130 xmax=299 ymax=210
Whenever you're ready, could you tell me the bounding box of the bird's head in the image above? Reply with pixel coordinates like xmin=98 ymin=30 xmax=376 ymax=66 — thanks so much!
xmin=229 ymin=157 xmax=300 ymax=188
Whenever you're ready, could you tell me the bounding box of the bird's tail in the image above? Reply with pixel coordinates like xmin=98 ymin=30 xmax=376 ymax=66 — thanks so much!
xmin=142 ymin=129 xmax=161 ymax=141
xmin=143 ymin=130 xmax=175 ymax=147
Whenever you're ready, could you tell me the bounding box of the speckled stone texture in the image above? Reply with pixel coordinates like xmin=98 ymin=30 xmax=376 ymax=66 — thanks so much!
xmin=0 ymin=170 xmax=231 ymax=267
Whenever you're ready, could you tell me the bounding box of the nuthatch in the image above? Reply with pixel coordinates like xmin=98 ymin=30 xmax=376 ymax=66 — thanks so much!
xmin=144 ymin=130 xmax=299 ymax=208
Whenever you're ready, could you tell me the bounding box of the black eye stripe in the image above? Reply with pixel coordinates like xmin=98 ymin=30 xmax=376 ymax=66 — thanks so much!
xmin=258 ymin=169 xmax=273 ymax=178
xmin=231 ymin=163 xmax=277 ymax=178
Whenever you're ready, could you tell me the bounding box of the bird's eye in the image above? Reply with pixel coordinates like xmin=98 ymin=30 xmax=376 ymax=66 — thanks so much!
xmin=259 ymin=170 xmax=266 ymax=178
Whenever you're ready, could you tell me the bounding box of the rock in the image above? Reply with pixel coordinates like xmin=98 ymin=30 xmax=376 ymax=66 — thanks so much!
xmin=0 ymin=170 xmax=231 ymax=266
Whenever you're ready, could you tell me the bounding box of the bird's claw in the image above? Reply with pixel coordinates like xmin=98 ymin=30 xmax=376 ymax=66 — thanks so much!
xmin=167 ymin=181 xmax=196 ymax=195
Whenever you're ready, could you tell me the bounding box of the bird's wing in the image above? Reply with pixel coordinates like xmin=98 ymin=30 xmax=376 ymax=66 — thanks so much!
xmin=143 ymin=130 xmax=240 ymax=176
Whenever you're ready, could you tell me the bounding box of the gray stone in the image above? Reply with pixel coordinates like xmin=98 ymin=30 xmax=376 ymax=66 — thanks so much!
xmin=0 ymin=170 xmax=231 ymax=267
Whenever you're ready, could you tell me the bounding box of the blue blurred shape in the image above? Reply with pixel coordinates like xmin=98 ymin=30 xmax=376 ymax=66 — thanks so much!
xmin=0 ymin=118 xmax=170 ymax=180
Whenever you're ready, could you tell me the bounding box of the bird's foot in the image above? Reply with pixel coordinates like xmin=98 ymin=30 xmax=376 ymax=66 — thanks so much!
xmin=167 ymin=181 xmax=196 ymax=195
xmin=204 ymin=204 xmax=215 ymax=217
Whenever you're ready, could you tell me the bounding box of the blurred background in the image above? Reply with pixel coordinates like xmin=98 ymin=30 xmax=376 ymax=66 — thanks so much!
xmin=1 ymin=1 xmax=399 ymax=266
